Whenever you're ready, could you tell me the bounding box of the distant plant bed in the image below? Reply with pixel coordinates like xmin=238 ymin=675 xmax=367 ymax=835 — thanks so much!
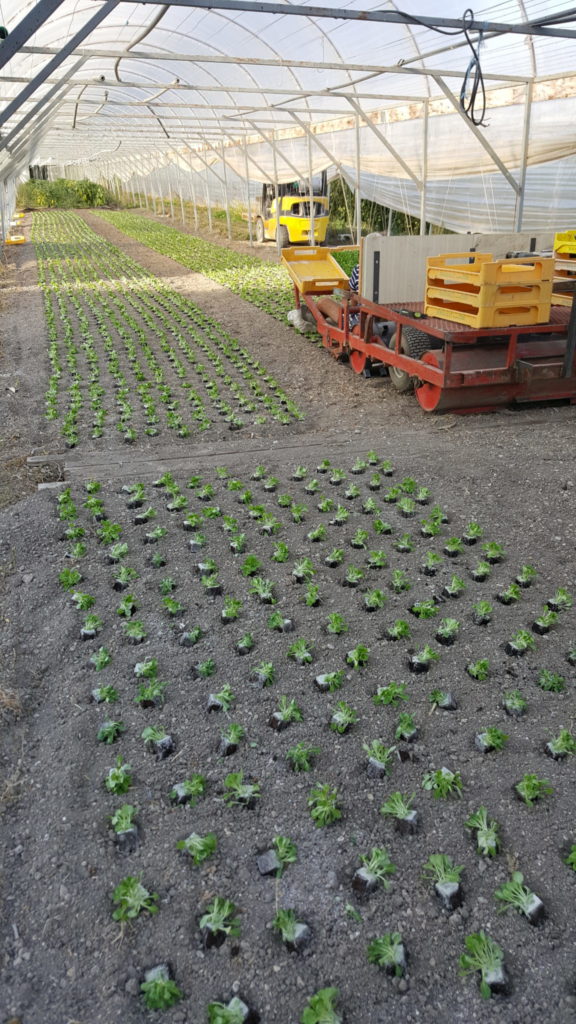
xmin=18 ymin=177 xmax=113 ymax=209
xmin=95 ymin=210 xmax=357 ymax=326
xmin=32 ymin=209 xmax=303 ymax=448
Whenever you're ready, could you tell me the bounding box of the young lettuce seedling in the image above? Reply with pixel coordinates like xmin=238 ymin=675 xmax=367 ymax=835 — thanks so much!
xmin=532 ymin=607 xmax=558 ymax=635
xmin=235 ymin=632 xmax=254 ymax=656
xmin=472 ymin=600 xmax=492 ymax=625
xmin=367 ymin=549 xmax=388 ymax=569
xmin=343 ymin=564 xmax=364 ymax=588
xmin=536 ymin=669 xmax=565 ymax=692
xmin=92 ymin=684 xmax=118 ymax=704
xmin=380 ymin=791 xmax=418 ymax=835
xmin=423 ymin=854 xmax=464 ymax=912
xmin=330 ymin=700 xmax=358 ymax=735
xmin=272 ymin=541 xmax=290 ymax=563
xmin=353 ymin=847 xmax=396 ymax=895
xmin=221 ymin=596 xmax=243 ymax=623
xmin=97 ymin=720 xmax=125 ymax=745
xmin=546 ymin=586 xmax=573 ymax=612
xmin=273 ymin=908 xmax=311 ymax=953
xmin=502 ymin=689 xmax=527 ymax=717
xmin=249 ymin=577 xmax=276 ymax=604
xmin=286 ymin=742 xmax=320 ymax=773
xmin=307 ymin=524 xmax=326 ymax=543
xmin=346 ymin=644 xmax=370 ymax=669
xmin=475 ymin=727 xmax=508 ymax=754
xmin=422 ymin=767 xmax=463 ymax=799
xmin=105 ymin=757 xmax=132 ymax=795
xmin=123 ymin=619 xmax=147 ymax=644
xmin=462 ymin=521 xmax=483 ymax=545
xmin=444 ymin=536 xmax=464 ymax=558
xmin=470 ymin=559 xmax=491 ymax=582
xmin=90 ymin=646 xmax=111 ymax=670
xmin=208 ymin=684 xmax=235 ymax=713
xmin=373 ymin=681 xmax=408 ymax=708
xmin=200 ymin=897 xmax=240 ymax=948
xmin=497 ymin=582 xmax=521 ymax=606
xmin=467 ymin=659 xmax=490 ymax=681
xmin=176 ymin=832 xmax=217 ymax=866
xmin=363 ymin=589 xmax=387 ymax=612
xmin=170 ymin=774 xmax=206 ymax=807
xmin=495 ymin=871 xmax=545 ymax=925
xmin=386 ymin=619 xmax=411 ymax=641
xmin=516 ymin=564 xmax=537 ymax=587
xmin=443 ymin=574 xmax=466 ymax=598
xmin=409 ymin=645 xmax=440 ymax=673
xmin=326 ymin=612 xmax=348 ymax=635
xmin=367 ymin=933 xmax=406 ymax=976
xmin=141 ymin=725 xmax=174 ymax=760
xmin=459 ymin=932 xmax=507 ymax=999
xmin=300 ymin=987 xmax=342 ymax=1024
xmin=288 ymin=638 xmax=313 ymax=666
xmin=223 ymin=771 xmax=261 ymax=808
xmin=421 ymin=551 xmax=443 ymax=576
xmin=140 ymin=966 xmax=183 ymax=1011
xmin=390 ymin=569 xmax=411 ymax=593
xmin=112 ymin=876 xmax=158 ymax=921
xmin=465 ymin=807 xmax=500 ymax=857
xmin=396 ymin=712 xmax=418 ymax=743
xmin=308 ymin=784 xmax=341 ymax=827
xmin=374 ymin=518 xmax=393 ymax=535
xmin=436 ymin=618 xmax=460 ymax=645
xmin=506 ymin=628 xmax=536 ymax=656
xmin=192 ymin=658 xmax=216 ymax=680
xmin=270 ymin=696 xmax=303 ymax=731
xmin=545 ymin=728 xmax=576 ymax=760
xmin=363 ymin=740 xmax=396 ymax=779
xmin=514 ymin=773 xmax=553 ymax=806
xmin=315 ymin=670 xmax=344 ymax=693
xmin=429 ymin=689 xmax=457 ymax=712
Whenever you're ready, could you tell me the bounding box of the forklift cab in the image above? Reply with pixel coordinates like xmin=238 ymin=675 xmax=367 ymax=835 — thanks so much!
xmin=255 ymin=171 xmax=329 ymax=247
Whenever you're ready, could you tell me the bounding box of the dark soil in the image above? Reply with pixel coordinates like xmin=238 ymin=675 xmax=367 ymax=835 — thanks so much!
xmin=1 ymin=210 xmax=576 ymax=1024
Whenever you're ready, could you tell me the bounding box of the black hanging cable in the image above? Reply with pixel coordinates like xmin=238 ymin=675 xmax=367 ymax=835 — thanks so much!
xmin=459 ymin=8 xmax=487 ymax=126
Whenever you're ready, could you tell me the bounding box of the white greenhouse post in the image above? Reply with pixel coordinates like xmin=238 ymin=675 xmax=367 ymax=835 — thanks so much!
xmin=355 ymin=112 xmax=362 ymax=247
xmin=243 ymin=139 xmax=253 ymax=246
xmin=155 ymin=170 xmax=163 ymax=215
xmin=189 ymin=169 xmax=199 ymax=230
xmin=220 ymin=141 xmax=232 ymax=240
xmin=203 ymin=161 xmax=213 ymax=232
xmin=387 ymin=206 xmax=393 ymax=235
xmin=168 ymin=175 xmax=174 ymax=219
xmin=515 ymin=82 xmax=533 ymax=232
xmin=308 ymin=131 xmax=315 ymax=246
xmin=419 ymin=100 xmax=429 ymax=235
xmin=270 ymin=130 xmax=282 ymax=258
xmin=177 ymin=166 xmax=186 ymax=223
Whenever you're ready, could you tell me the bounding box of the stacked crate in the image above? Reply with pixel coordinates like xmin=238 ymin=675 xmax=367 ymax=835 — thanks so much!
xmin=424 ymin=252 xmax=554 ymax=328
xmin=552 ymin=231 xmax=576 ymax=307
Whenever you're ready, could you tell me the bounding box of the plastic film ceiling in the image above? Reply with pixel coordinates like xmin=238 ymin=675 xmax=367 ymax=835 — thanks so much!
xmin=3 ymin=0 xmax=576 ymax=230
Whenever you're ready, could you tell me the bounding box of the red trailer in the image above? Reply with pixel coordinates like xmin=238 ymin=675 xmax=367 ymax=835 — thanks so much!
xmin=283 ymin=247 xmax=576 ymax=414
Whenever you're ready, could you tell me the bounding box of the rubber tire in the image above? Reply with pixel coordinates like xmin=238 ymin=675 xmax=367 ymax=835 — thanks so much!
xmin=276 ymin=224 xmax=290 ymax=248
xmin=388 ymin=326 xmax=431 ymax=394
xmin=255 ymin=217 xmax=265 ymax=243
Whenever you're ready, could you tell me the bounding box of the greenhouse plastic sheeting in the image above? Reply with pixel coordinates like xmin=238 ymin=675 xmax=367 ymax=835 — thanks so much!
xmin=3 ymin=0 xmax=576 ymax=229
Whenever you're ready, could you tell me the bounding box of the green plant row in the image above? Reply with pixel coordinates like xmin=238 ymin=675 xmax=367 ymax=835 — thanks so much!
xmin=95 ymin=209 xmax=357 ymax=325
xmin=33 ymin=210 xmax=303 ymax=446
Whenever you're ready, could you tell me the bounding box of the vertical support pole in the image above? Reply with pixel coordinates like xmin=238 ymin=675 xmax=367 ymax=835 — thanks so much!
xmin=189 ymin=166 xmax=199 ymax=230
xmin=419 ymin=100 xmax=429 ymax=236
xmin=514 ymin=81 xmax=533 ymax=233
xmin=155 ymin=170 xmax=163 ymax=215
xmin=203 ymin=160 xmax=213 ymax=232
xmin=307 ymin=131 xmax=315 ymax=246
xmin=387 ymin=206 xmax=393 ymax=236
xmin=0 ymin=182 xmax=6 ymax=242
xmin=177 ymin=165 xmax=185 ymax=224
xmin=243 ymin=138 xmax=253 ymax=247
xmin=220 ymin=141 xmax=232 ymax=240
xmin=168 ymin=172 xmax=174 ymax=219
xmin=143 ymin=176 xmax=149 ymax=210
xmin=355 ymin=113 xmax=362 ymax=247
xmin=270 ymin=131 xmax=281 ymax=258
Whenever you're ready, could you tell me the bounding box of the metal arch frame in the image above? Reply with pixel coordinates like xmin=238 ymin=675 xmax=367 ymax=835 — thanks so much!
xmin=124 ymin=1 xmax=576 ymax=39
xmin=0 ymin=0 xmax=119 ymax=130
xmin=0 ymin=57 xmax=87 ymax=154
xmin=0 ymin=0 xmax=66 ymax=72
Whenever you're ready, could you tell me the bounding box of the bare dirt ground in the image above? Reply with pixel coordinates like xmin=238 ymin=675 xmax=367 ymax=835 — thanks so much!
xmin=1 ymin=211 xmax=575 ymax=1024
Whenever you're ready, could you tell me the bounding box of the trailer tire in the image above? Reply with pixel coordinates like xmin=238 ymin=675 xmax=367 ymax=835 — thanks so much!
xmin=255 ymin=217 xmax=265 ymax=243
xmin=276 ymin=224 xmax=290 ymax=248
xmin=388 ymin=326 xmax=431 ymax=394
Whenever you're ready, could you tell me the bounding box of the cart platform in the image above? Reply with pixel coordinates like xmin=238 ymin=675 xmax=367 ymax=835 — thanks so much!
xmin=281 ymin=246 xmax=349 ymax=294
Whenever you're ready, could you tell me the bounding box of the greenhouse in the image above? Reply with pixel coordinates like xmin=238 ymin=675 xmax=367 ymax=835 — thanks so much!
xmin=1 ymin=3 xmax=576 ymax=1023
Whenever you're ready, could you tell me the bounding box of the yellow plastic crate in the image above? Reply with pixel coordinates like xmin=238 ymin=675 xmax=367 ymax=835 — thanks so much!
xmin=426 ymin=279 xmax=552 ymax=307
xmin=281 ymin=246 xmax=350 ymax=294
xmin=424 ymin=295 xmax=552 ymax=329
xmin=427 ymin=252 xmax=554 ymax=287
xmin=554 ymin=257 xmax=576 ymax=279
xmin=551 ymin=292 xmax=574 ymax=308
xmin=554 ymin=231 xmax=576 ymax=257
xmin=5 ymin=234 xmax=26 ymax=245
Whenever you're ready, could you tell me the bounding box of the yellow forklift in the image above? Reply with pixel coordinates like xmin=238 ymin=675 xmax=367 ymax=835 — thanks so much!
xmin=254 ymin=171 xmax=329 ymax=246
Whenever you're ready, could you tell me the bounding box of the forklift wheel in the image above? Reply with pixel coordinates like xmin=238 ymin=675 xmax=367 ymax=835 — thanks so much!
xmin=255 ymin=217 xmax=265 ymax=243
xmin=388 ymin=326 xmax=431 ymax=394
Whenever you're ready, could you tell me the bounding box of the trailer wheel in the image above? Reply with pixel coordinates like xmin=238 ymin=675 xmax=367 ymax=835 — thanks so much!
xmin=255 ymin=217 xmax=265 ymax=243
xmin=276 ymin=224 xmax=290 ymax=248
xmin=388 ymin=326 xmax=431 ymax=394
